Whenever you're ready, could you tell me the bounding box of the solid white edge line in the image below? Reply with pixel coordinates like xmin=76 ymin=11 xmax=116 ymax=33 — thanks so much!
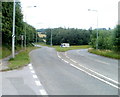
xmin=70 ymin=63 xmax=120 ymax=89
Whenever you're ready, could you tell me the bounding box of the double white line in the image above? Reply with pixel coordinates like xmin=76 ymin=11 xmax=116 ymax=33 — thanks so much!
xmin=57 ymin=52 xmax=120 ymax=89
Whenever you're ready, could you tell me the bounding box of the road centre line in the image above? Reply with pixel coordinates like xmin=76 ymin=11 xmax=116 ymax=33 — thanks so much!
xmin=65 ymin=52 xmax=119 ymax=85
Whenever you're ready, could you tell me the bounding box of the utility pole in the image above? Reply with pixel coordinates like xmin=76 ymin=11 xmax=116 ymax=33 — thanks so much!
xmin=50 ymin=29 xmax=52 ymax=46
xmin=88 ymin=9 xmax=98 ymax=49
xmin=36 ymin=32 xmax=37 ymax=43
xmin=12 ymin=0 xmax=16 ymax=58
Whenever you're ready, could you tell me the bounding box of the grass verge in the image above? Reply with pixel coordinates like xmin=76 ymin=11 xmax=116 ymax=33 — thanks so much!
xmin=53 ymin=45 xmax=90 ymax=52
xmin=6 ymin=46 xmax=38 ymax=70
xmin=88 ymin=48 xmax=120 ymax=59
xmin=36 ymin=42 xmax=90 ymax=52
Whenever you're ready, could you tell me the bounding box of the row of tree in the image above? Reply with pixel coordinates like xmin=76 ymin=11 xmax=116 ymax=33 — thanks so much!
xmin=90 ymin=25 xmax=120 ymax=52
xmin=2 ymin=2 xmax=37 ymax=49
xmin=46 ymin=28 xmax=91 ymax=45
xmin=45 ymin=26 xmax=120 ymax=52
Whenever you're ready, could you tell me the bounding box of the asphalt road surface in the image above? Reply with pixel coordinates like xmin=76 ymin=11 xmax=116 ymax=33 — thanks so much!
xmin=29 ymin=46 xmax=119 ymax=95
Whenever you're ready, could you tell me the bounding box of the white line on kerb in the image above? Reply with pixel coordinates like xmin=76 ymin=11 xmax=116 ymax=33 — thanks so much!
xmin=70 ymin=63 xmax=120 ymax=89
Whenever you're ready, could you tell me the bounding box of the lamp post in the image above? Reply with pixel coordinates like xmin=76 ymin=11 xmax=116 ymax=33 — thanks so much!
xmin=12 ymin=0 xmax=16 ymax=58
xmin=88 ymin=9 xmax=98 ymax=49
xmin=24 ymin=6 xmax=37 ymax=49
xmin=50 ymin=29 xmax=52 ymax=46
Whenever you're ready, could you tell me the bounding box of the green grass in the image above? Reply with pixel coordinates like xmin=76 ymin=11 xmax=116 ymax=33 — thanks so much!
xmin=2 ymin=46 xmax=12 ymax=59
xmin=7 ymin=46 xmax=38 ymax=70
xmin=36 ymin=42 xmax=90 ymax=52
xmin=88 ymin=48 xmax=120 ymax=59
xmin=53 ymin=45 xmax=90 ymax=52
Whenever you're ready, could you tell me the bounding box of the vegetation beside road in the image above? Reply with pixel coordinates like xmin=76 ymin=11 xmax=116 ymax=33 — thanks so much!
xmin=53 ymin=45 xmax=90 ymax=52
xmin=36 ymin=42 xmax=90 ymax=52
xmin=88 ymin=48 xmax=120 ymax=59
xmin=7 ymin=46 xmax=38 ymax=70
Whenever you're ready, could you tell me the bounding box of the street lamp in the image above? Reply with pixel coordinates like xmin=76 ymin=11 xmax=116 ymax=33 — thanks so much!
xmin=24 ymin=6 xmax=37 ymax=49
xmin=88 ymin=9 xmax=98 ymax=49
xmin=12 ymin=0 xmax=16 ymax=58
xmin=50 ymin=29 xmax=52 ymax=46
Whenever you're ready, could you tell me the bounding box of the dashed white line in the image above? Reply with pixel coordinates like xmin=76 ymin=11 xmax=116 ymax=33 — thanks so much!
xmin=31 ymin=70 xmax=35 ymax=74
xmin=33 ymin=74 xmax=38 ymax=79
xmin=39 ymin=89 xmax=48 ymax=95
xmin=29 ymin=63 xmax=48 ymax=95
xmin=35 ymin=80 xmax=42 ymax=86
xmin=29 ymin=66 xmax=33 ymax=70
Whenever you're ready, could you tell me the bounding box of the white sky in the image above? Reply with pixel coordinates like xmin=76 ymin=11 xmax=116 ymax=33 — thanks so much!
xmin=20 ymin=0 xmax=119 ymax=29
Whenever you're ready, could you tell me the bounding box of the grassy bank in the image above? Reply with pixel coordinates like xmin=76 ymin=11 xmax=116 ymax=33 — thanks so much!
xmin=1 ymin=45 xmax=22 ymax=59
xmin=88 ymin=48 xmax=120 ymax=59
xmin=7 ymin=46 xmax=38 ymax=70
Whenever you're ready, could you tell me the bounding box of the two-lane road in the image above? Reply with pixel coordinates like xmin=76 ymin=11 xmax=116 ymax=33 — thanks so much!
xmin=29 ymin=46 xmax=118 ymax=95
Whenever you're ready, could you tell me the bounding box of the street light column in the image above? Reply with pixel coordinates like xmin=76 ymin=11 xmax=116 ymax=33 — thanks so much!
xmin=88 ymin=9 xmax=99 ymax=49
xmin=12 ymin=0 xmax=16 ymax=58
xmin=51 ymin=29 xmax=52 ymax=46
xmin=96 ymin=11 xmax=98 ymax=49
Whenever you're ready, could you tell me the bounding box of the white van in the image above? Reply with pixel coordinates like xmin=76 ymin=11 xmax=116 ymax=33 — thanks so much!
xmin=61 ymin=43 xmax=70 ymax=47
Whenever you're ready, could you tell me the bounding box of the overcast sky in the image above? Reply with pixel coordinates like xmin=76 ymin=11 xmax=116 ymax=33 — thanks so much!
xmin=20 ymin=0 xmax=119 ymax=29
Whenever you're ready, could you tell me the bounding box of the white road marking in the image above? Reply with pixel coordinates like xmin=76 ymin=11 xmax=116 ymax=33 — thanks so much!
xmin=29 ymin=66 xmax=33 ymax=70
xmin=39 ymin=89 xmax=48 ymax=95
xmin=29 ymin=63 xmax=48 ymax=95
xmin=33 ymin=74 xmax=38 ymax=79
xmin=57 ymin=52 xmax=120 ymax=89
xmin=31 ymin=70 xmax=35 ymax=74
xmin=69 ymin=59 xmax=77 ymax=63
xmin=78 ymin=63 xmax=119 ymax=85
xmin=65 ymin=52 xmax=119 ymax=85
xmin=64 ymin=60 xmax=69 ymax=64
xmin=70 ymin=63 xmax=120 ymax=89
xmin=35 ymin=80 xmax=42 ymax=86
